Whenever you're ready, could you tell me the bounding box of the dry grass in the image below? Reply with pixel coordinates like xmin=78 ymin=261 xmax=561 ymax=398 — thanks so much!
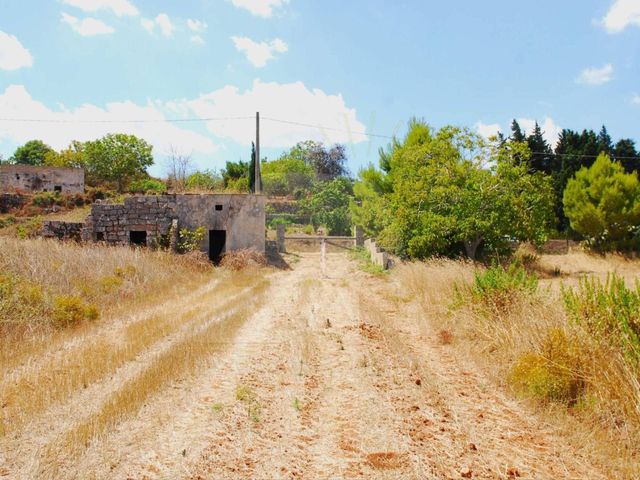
xmin=0 ymin=237 xmax=214 ymax=369
xmin=396 ymin=254 xmax=640 ymax=478
xmin=219 ymin=248 xmax=267 ymax=270
xmin=0 ymin=279 xmax=260 ymax=437
xmin=42 ymin=277 xmax=269 ymax=476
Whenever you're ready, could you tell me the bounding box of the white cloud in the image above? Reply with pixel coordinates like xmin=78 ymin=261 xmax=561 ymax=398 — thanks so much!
xmin=141 ymin=13 xmax=175 ymax=37
xmin=187 ymin=79 xmax=367 ymax=147
xmin=601 ymin=0 xmax=640 ymax=33
xmin=231 ymin=36 xmax=288 ymax=67
xmin=475 ymin=122 xmax=502 ymax=139
xmin=0 ymin=31 xmax=33 ymax=71
xmin=518 ymin=116 xmax=562 ymax=148
xmin=576 ymin=64 xmax=614 ymax=85
xmin=61 ymin=0 xmax=138 ymax=17
xmin=0 ymin=84 xmax=216 ymax=156
xmin=230 ymin=0 xmax=289 ymax=17
xmin=61 ymin=13 xmax=115 ymax=36
xmin=632 ymin=93 xmax=640 ymax=104
xmin=191 ymin=35 xmax=205 ymax=45
xmin=187 ymin=19 xmax=207 ymax=33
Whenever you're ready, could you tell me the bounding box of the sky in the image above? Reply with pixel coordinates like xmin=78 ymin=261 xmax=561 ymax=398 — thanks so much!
xmin=0 ymin=0 xmax=639 ymax=177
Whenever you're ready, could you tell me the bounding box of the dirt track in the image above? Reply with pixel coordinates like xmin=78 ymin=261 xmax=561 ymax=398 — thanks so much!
xmin=3 ymin=252 xmax=605 ymax=479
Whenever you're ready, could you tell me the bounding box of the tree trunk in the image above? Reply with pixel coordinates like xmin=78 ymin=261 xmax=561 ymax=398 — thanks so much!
xmin=464 ymin=236 xmax=482 ymax=260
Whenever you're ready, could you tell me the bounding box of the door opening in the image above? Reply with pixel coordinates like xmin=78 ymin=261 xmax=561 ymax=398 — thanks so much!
xmin=208 ymin=230 xmax=226 ymax=263
xmin=129 ymin=230 xmax=147 ymax=246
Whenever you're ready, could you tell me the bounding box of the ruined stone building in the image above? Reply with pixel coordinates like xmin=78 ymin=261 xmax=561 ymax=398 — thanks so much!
xmin=80 ymin=194 xmax=265 ymax=261
xmin=0 ymin=165 xmax=84 ymax=194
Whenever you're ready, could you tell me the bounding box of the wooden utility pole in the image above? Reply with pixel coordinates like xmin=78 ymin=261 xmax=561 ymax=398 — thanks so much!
xmin=255 ymin=111 xmax=262 ymax=193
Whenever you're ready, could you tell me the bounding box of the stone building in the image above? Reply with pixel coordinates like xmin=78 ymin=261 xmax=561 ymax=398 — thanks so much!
xmin=0 ymin=165 xmax=84 ymax=194
xmin=83 ymin=194 xmax=265 ymax=261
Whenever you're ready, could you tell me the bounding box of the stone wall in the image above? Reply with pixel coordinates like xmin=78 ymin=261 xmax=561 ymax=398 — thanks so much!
xmin=0 ymin=165 xmax=84 ymax=194
xmin=84 ymin=194 xmax=266 ymax=256
xmin=42 ymin=221 xmax=84 ymax=241
xmin=84 ymin=196 xmax=176 ymax=245
xmin=0 ymin=193 xmax=26 ymax=213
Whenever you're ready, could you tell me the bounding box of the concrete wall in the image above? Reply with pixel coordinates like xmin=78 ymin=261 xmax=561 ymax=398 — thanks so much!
xmin=0 ymin=165 xmax=84 ymax=194
xmin=174 ymin=194 xmax=266 ymax=252
xmin=84 ymin=194 xmax=266 ymax=255
xmin=364 ymin=238 xmax=389 ymax=269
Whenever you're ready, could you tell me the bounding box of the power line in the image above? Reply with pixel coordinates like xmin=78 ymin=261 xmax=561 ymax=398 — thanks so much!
xmin=0 ymin=116 xmax=254 ymax=124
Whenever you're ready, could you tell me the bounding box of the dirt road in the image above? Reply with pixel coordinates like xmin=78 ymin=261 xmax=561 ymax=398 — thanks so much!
xmin=3 ymin=252 xmax=605 ymax=479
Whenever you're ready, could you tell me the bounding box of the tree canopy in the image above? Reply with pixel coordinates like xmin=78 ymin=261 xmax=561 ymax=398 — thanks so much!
xmin=563 ymin=153 xmax=640 ymax=250
xmin=352 ymin=121 xmax=555 ymax=259
xmin=10 ymin=140 xmax=54 ymax=165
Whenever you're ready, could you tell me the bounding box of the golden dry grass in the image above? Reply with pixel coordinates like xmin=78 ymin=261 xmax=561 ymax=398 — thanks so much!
xmin=39 ymin=277 xmax=269 ymax=477
xmin=396 ymin=254 xmax=640 ymax=478
xmin=0 ymin=237 xmax=214 ymax=369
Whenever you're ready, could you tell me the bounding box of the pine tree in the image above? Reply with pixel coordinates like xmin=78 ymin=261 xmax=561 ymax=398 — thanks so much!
xmin=614 ymin=138 xmax=639 ymax=173
xmin=597 ymin=125 xmax=613 ymax=155
xmin=526 ymin=121 xmax=552 ymax=174
xmin=510 ymin=119 xmax=526 ymax=142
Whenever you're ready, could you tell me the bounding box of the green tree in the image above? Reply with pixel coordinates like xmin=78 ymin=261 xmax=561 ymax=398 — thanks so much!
xmin=43 ymin=141 xmax=86 ymax=169
xmin=83 ymin=134 xmax=153 ymax=192
xmin=527 ymin=122 xmax=553 ymax=174
xmin=510 ymin=119 xmax=526 ymax=143
xmin=249 ymin=142 xmax=256 ymax=193
xmin=185 ymin=170 xmax=223 ymax=191
xmin=280 ymin=140 xmax=349 ymax=181
xmin=352 ymin=121 xmax=555 ymax=260
xmin=301 ymin=177 xmax=354 ymax=235
xmin=10 ymin=140 xmax=54 ymax=165
xmin=221 ymin=160 xmax=249 ymax=189
xmin=613 ymin=138 xmax=639 ymax=174
xmin=563 ymin=153 xmax=640 ymax=250
xmin=261 ymin=156 xmax=314 ymax=196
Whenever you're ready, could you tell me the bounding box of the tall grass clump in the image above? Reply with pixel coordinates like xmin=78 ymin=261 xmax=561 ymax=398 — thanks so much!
xmin=563 ymin=274 xmax=640 ymax=364
xmin=457 ymin=261 xmax=538 ymax=314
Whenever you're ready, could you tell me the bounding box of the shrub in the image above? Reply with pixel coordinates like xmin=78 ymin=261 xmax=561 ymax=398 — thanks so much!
xmin=51 ymin=295 xmax=99 ymax=328
xmin=464 ymin=261 xmax=538 ymax=312
xmin=31 ymin=192 xmax=59 ymax=207
xmin=16 ymin=216 xmax=43 ymax=239
xmin=177 ymin=226 xmax=206 ymax=253
xmin=509 ymin=328 xmax=585 ymax=404
xmin=128 ymin=178 xmax=167 ymax=195
xmin=563 ymin=274 xmax=640 ymax=363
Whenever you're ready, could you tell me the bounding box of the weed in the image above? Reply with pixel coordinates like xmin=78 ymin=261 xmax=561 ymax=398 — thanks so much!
xmin=235 ymin=385 xmax=254 ymax=402
xmin=211 ymin=403 xmax=224 ymax=413
xmin=292 ymin=397 xmax=302 ymax=411
xmin=509 ymin=328 xmax=585 ymax=405
xmin=51 ymin=295 xmax=99 ymax=328
xmin=563 ymin=274 xmax=640 ymax=363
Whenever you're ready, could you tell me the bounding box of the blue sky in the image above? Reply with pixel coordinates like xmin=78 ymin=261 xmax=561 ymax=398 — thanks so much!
xmin=0 ymin=0 xmax=639 ymax=176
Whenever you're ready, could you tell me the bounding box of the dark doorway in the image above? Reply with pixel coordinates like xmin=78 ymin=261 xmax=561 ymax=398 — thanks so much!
xmin=208 ymin=230 xmax=226 ymax=263
xmin=54 ymin=185 xmax=62 ymax=192
xmin=129 ymin=230 xmax=147 ymax=246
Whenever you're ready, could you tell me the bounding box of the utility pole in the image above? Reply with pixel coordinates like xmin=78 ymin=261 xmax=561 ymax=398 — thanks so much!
xmin=255 ymin=111 xmax=262 ymax=193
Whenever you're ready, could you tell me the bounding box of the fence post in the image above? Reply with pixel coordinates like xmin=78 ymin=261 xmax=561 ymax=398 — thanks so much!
xmin=354 ymin=226 xmax=364 ymax=247
xmin=276 ymin=223 xmax=286 ymax=253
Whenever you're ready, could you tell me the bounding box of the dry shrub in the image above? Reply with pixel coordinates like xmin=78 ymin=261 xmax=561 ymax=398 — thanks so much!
xmin=219 ymin=248 xmax=267 ymax=271
xmin=397 ymin=258 xmax=640 ymax=476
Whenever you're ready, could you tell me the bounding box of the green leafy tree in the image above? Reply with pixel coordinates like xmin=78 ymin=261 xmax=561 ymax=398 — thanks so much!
xmin=185 ymin=170 xmax=223 ymax=191
xmin=221 ymin=160 xmax=249 ymax=189
xmin=83 ymin=134 xmax=153 ymax=192
xmin=10 ymin=140 xmax=54 ymax=165
xmin=563 ymin=153 xmax=640 ymax=250
xmin=261 ymin=156 xmax=314 ymax=196
xmin=352 ymin=121 xmax=555 ymax=260
xmin=280 ymin=140 xmax=348 ymax=181
xmin=613 ymin=138 xmax=639 ymax=174
xmin=527 ymin=122 xmax=553 ymax=174
xmin=301 ymin=177 xmax=354 ymax=235
xmin=43 ymin=141 xmax=87 ymax=169
xmin=510 ymin=119 xmax=526 ymax=143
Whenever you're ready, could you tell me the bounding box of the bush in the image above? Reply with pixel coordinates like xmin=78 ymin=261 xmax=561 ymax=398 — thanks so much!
xmin=563 ymin=274 xmax=640 ymax=363
xmin=128 ymin=178 xmax=167 ymax=195
xmin=177 ymin=226 xmax=206 ymax=253
xmin=16 ymin=216 xmax=43 ymax=239
xmin=186 ymin=170 xmax=223 ymax=192
xmin=51 ymin=295 xmax=99 ymax=328
xmin=509 ymin=328 xmax=584 ymax=404
xmin=463 ymin=261 xmax=538 ymax=312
